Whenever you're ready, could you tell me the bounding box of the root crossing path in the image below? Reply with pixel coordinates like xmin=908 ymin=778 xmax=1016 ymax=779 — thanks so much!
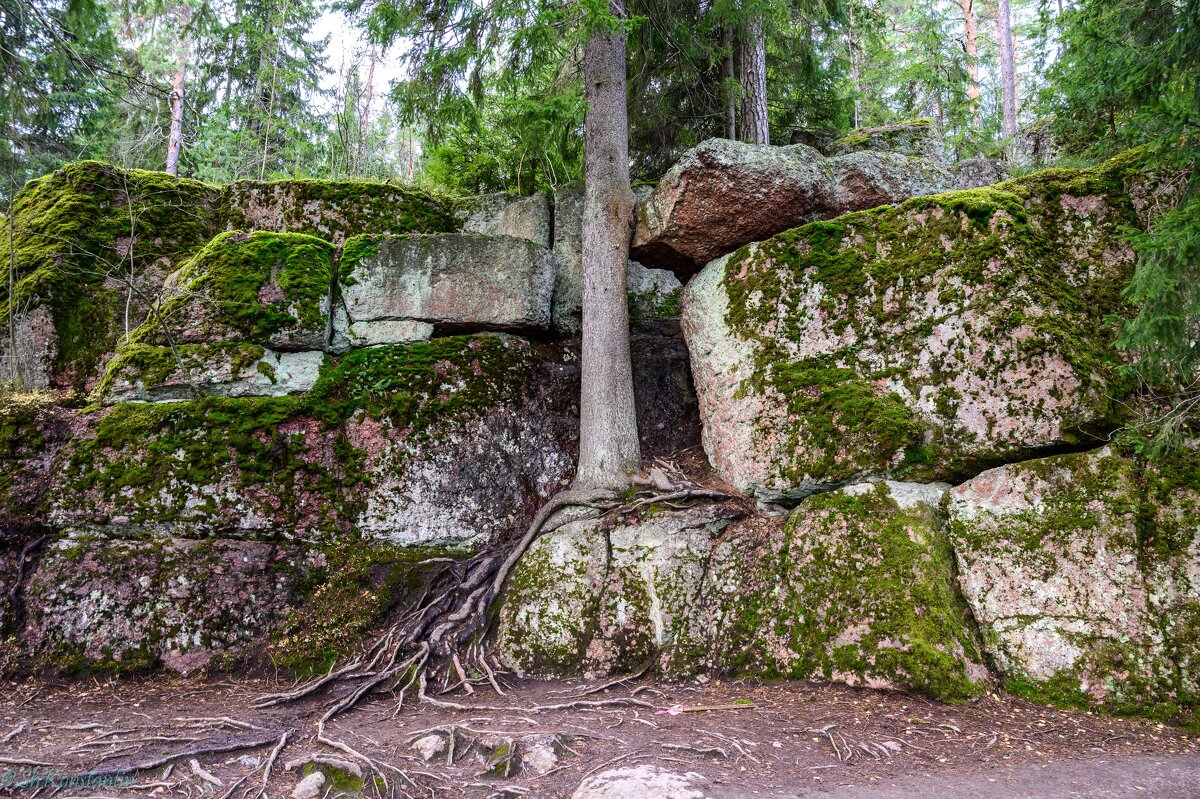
xmin=0 ymin=675 xmax=1197 ymax=798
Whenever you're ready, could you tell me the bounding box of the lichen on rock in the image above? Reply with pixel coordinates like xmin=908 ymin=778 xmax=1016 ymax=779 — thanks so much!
xmin=947 ymin=444 xmax=1200 ymax=722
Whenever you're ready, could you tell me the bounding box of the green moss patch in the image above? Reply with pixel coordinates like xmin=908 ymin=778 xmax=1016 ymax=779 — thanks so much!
xmin=0 ymin=162 xmax=227 ymax=389
xmin=1 ymin=161 xmax=460 ymax=391
xmin=719 ymin=484 xmax=986 ymax=700
xmin=57 ymin=335 xmax=539 ymax=535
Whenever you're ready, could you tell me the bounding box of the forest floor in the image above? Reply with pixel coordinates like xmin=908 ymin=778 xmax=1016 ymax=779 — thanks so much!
xmin=1 ymin=674 xmax=1198 ymax=798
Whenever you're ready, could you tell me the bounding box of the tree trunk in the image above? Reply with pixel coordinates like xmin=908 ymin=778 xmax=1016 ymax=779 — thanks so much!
xmin=959 ymin=0 xmax=980 ymax=126
xmin=848 ymin=6 xmax=861 ymax=129
xmin=165 ymin=7 xmax=191 ymax=176
xmin=574 ymin=0 xmax=640 ymax=491
xmin=737 ymin=13 xmax=769 ymax=144
xmin=724 ymin=26 xmax=737 ymax=140
xmin=996 ymin=0 xmax=1018 ymax=138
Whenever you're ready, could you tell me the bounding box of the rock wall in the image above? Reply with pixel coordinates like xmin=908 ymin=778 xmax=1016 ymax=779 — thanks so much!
xmin=0 ymin=145 xmax=1195 ymax=729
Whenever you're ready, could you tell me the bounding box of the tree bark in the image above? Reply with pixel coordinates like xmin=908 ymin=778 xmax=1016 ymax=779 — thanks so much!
xmin=848 ymin=5 xmax=861 ymax=130
xmin=574 ymin=0 xmax=641 ymax=490
xmin=724 ymin=26 xmax=737 ymax=140
xmin=959 ymin=0 xmax=980 ymax=126
xmin=996 ymin=0 xmax=1018 ymax=139
xmin=165 ymin=6 xmax=191 ymax=176
xmin=737 ymin=13 xmax=769 ymax=144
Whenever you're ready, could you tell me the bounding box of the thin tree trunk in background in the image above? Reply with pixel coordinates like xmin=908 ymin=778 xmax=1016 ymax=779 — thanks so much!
xmin=738 ymin=13 xmax=769 ymax=144
xmin=260 ymin=0 xmax=291 ymax=180
xmin=724 ymin=26 xmax=737 ymax=139
xmin=165 ymin=6 xmax=191 ymax=176
xmin=960 ymin=0 xmax=980 ymax=126
xmin=8 ymin=210 xmax=15 ymax=388
xmin=848 ymin=17 xmax=861 ymax=129
xmin=996 ymin=0 xmax=1018 ymax=138
xmin=574 ymin=0 xmax=640 ymax=491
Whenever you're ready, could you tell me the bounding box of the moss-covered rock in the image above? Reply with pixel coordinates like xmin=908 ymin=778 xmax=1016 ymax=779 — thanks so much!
xmin=830 ymin=119 xmax=945 ymax=162
xmin=0 ymin=162 xmax=457 ymax=392
xmin=714 ymin=481 xmax=988 ymax=698
xmin=682 ymin=151 xmax=1151 ymax=504
xmin=50 ymin=334 xmax=576 ymax=544
xmin=99 ymin=343 xmax=323 ymax=404
xmin=499 ymin=484 xmax=987 ymax=700
xmin=224 ymin=177 xmax=456 ymax=242
xmin=631 ymin=136 xmax=957 ymax=278
xmin=145 ymin=230 xmax=336 ymax=351
xmin=497 ymin=503 xmax=742 ymax=677
xmin=947 ymin=445 xmax=1200 ymax=723
xmin=0 ymin=162 xmax=227 ymax=391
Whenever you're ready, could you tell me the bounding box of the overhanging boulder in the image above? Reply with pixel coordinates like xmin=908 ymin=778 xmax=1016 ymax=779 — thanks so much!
xmin=630 ymin=138 xmax=958 ymax=278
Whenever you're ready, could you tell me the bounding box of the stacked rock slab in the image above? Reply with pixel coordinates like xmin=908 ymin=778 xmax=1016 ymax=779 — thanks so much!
xmin=100 ymin=230 xmax=335 ymax=402
xmin=330 ymin=234 xmax=556 ymax=350
xmin=0 ymin=162 xmax=458 ymax=393
xmin=681 ymin=152 xmax=1144 ymax=505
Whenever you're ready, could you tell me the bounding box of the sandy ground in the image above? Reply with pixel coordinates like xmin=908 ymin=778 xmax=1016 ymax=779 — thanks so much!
xmin=0 ymin=673 xmax=1196 ymax=798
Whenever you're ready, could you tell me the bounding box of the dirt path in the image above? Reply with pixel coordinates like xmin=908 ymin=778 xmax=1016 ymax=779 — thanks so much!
xmin=0 ymin=674 xmax=1195 ymax=797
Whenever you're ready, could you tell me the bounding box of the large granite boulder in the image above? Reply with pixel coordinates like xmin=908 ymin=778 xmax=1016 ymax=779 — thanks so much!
xmin=631 ymin=139 xmax=837 ymax=277
xmin=952 ymin=157 xmax=1009 ymax=189
xmin=947 ymin=446 xmax=1200 ymax=717
xmin=631 ymin=138 xmax=959 ymax=278
xmin=681 ymin=153 xmax=1145 ymax=504
xmin=331 ymin=234 xmax=555 ymax=351
xmin=499 ymin=482 xmax=987 ymax=700
xmin=97 ymin=230 xmax=334 ymax=403
xmin=830 ymin=150 xmax=953 ymax=209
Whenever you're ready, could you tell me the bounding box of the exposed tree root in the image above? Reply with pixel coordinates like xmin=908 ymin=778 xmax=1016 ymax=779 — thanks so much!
xmin=255 ymin=485 xmax=739 ymax=726
xmin=21 ymin=485 xmax=739 ymax=797
xmin=49 ymin=731 xmax=284 ymax=780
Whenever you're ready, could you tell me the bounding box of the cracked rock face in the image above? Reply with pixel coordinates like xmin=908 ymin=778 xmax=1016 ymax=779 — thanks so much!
xmin=681 ymin=153 xmax=1143 ymax=504
xmin=21 ymin=536 xmax=315 ymax=674
xmin=947 ymin=446 xmax=1200 ymax=713
xmin=333 ymin=233 xmax=555 ymax=350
